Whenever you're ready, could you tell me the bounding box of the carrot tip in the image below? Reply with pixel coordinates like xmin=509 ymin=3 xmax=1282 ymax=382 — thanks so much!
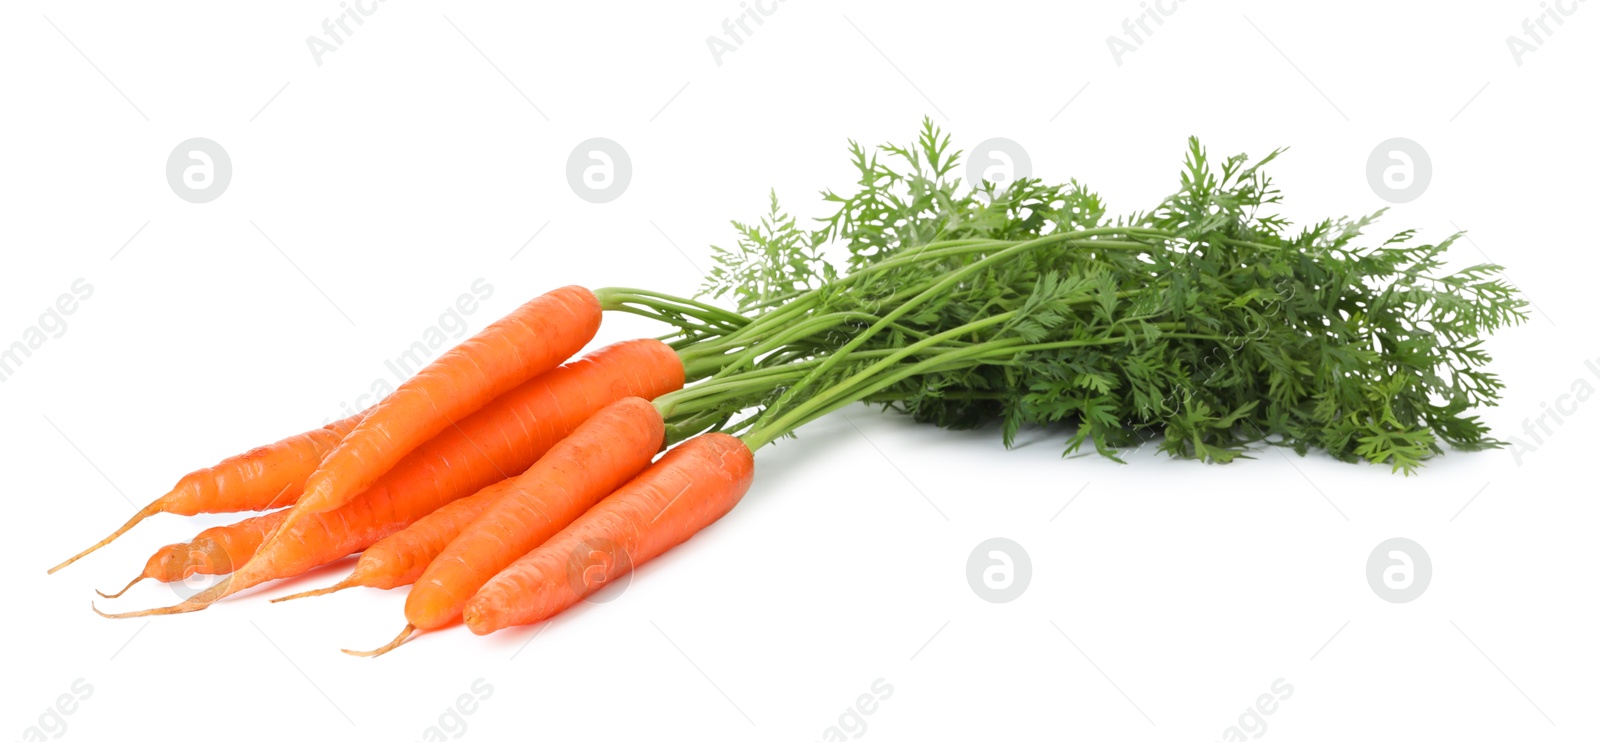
xmin=270 ymin=579 xmax=354 ymax=604
xmin=95 ymin=575 xmax=146 ymax=600
xmin=92 ymin=599 xmax=210 ymax=619
xmin=49 ymin=502 xmax=164 ymax=574
xmin=91 ymin=580 xmax=228 ymax=618
xmin=343 ymin=624 xmax=415 ymax=658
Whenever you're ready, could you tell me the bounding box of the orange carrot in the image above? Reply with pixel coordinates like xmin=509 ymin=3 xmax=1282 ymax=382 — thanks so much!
xmin=97 ymin=509 xmax=291 ymax=599
xmin=49 ymin=412 xmax=363 ymax=574
xmin=289 ymin=285 xmax=601 ymax=519
xmin=388 ymin=397 xmax=664 ymax=641
xmin=464 ymin=433 xmax=754 ymax=635
xmin=270 ymin=478 xmax=517 ymax=603
xmin=95 ymin=339 xmax=685 ymax=619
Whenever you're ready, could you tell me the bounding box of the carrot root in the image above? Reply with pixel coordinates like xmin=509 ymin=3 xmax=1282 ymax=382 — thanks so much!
xmin=96 ymin=340 xmax=686 ymax=619
xmin=293 ymin=285 xmax=601 ymax=517
xmin=54 ymin=413 xmax=365 ymax=576
xmin=343 ymin=624 xmax=414 ymax=658
xmin=49 ymin=502 xmax=163 ymax=574
xmin=270 ymin=578 xmax=355 ymax=604
xmin=92 ymin=598 xmax=208 ymax=619
xmin=92 ymin=577 xmax=232 ymax=618
xmin=95 ymin=574 xmax=146 ymax=600
xmin=404 ymin=397 xmax=666 ymax=631
xmin=464 ymin=433 xmax=755 ymax=634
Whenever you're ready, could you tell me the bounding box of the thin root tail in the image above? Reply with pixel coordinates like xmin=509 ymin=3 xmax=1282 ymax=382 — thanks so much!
xmin=91 ymin=577 xmax=232 ymax=618
xmin=343 ymin=624 xmax=415 ymax=658
xmin=270 ymin=579 xmax=354 ymax=603
xmin=95 ymin=575 xmax=146 ymax=600
xmin=49 ymin=502 xmax=163 ymax=574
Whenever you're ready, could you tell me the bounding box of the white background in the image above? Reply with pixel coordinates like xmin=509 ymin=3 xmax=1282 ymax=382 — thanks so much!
xmin=2 ymin=1 xmax=1595 ymax=740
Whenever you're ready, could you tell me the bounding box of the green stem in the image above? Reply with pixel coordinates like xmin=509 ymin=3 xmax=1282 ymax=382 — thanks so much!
xmin=736 ymin=238 xmax=1010 ymax=312
xmin=739 ymin=324 xmax=1218 ymax=449
xmin=594 ymin=287 xmax=750 ymax=328
xmin=620 ymin=231 xmax=1165 ymax=355
xmin=755 ymin=228 xmax=1150 ymax=429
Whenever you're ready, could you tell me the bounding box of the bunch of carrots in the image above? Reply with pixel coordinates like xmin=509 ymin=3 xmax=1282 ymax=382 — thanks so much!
xmin=57 ymin=286 xmax=779 ymax=652
xmin=54 ymin=122 xmax=1526 ymax=654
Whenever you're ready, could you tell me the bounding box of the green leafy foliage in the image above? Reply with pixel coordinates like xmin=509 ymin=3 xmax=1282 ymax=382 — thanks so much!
xmin=684 ymin=119 xmax=1527 ymax=472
